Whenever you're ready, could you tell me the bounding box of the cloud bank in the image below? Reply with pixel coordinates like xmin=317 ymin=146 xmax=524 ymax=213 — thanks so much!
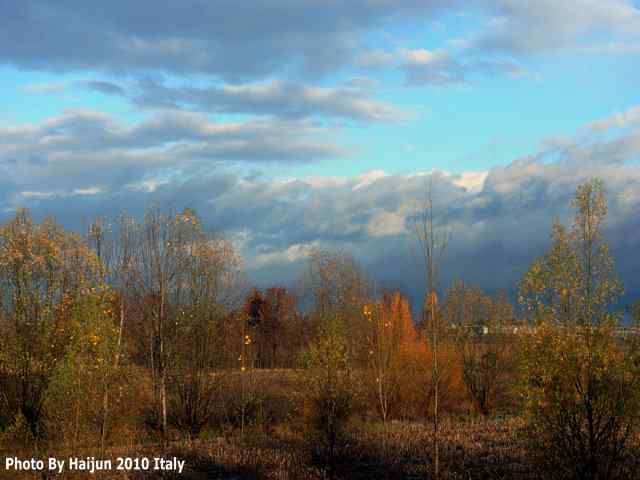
xmin=2 ymin=107 xmax=639 ymax=307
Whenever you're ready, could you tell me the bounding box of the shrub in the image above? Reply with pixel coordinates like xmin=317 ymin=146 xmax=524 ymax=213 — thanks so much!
xmin=520 ymin=322 xmax=640 ymax=479
xmin=301 ymin=314 xmax=356 ymax=464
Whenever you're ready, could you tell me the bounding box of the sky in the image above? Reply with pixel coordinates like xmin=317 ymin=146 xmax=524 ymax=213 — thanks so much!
xmin=1 ymin=0 xmax=640 ymax=308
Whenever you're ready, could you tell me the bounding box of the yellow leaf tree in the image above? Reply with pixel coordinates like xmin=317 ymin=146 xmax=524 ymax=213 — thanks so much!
xmin=519 ymin=179 xmax=640 ymax=479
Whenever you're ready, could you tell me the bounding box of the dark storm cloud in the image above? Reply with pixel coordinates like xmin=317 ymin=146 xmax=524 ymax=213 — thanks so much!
xmin=3 ymin=107 xmax=640 ymax=309
xmin=4 ymin=143 xmax=639 ymax=309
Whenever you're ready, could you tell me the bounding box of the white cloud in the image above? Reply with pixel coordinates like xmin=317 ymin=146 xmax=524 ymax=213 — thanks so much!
xmin=0 ymin=109 xmax=347 ymax=194
xmin=588 ymin=106 xmax=640 ymax=132
xmin=252 ymin=242 xmax=318 ymax=269
xmin=450 ymin=171 xmax=489 ymax=193
xmin=20 ymin=191 xmax=55 ymax=199
xmin=471 ymin=0 xmax=640 ymax=55
xmin=400 ymin=48 xmax=449 ymax=66
xmin=72 ymin=187 xmax=104 ymax=196
xmin=353 ymin=170 xmax=388 ymax=190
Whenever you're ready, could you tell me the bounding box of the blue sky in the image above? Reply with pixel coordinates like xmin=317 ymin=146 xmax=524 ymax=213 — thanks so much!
xmin=1 ymin=0 xmax=640 ymax=305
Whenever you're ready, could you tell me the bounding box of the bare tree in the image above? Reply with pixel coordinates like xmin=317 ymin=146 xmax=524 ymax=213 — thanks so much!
xmin=412 ymin=176 xmax=448 ymax=479
xmin=170 ymin=226 xmax=242 ymax=437
xmin=123 ymin=207 xmax=204 ymax=438
xmin=445 ymin=282 xmax=514 ymax=415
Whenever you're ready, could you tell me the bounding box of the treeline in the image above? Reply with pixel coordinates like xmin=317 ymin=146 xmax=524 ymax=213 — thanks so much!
xmin=0 ymin=180 xmax=639 ymax=479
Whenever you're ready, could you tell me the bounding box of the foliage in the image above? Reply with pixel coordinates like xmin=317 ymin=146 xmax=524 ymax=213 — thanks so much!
xmin=301 ymin=314 xmax=356 ymax=463
xmin=0 ymin=209 xmax=104 ymax=439
xmin=519 ymin=179 xmax=622 ymax=326
xmin=521 ymin=322 xmax=640 ymax=479
xmin=43 ymin=292 xmax=123 ymax=447
xmin=519 ymin=178 xmax=640 ymax=479
xmin=364 ymin=291 xmax=419 ymax=423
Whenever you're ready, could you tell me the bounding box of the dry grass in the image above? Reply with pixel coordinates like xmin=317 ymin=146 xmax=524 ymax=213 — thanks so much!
xmin=5 ymin=415 xmax=640 ymax=479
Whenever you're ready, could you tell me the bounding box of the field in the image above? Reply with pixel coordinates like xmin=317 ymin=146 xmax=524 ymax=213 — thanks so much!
xmin=9 ymin=414 xmax=638 ymax=480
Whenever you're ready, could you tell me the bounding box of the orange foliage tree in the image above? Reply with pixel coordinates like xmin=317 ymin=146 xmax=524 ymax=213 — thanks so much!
xmin=365 ymin=291 xmax=417 ymax=425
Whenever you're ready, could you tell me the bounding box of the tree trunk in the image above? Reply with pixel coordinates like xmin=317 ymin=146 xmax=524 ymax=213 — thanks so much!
xmin=432 ymin=296 xmax=439 ymax=480
xmin=100 ymin=295 xmax=125 ymax=458
xmin=160 ymin=290 xmax=167 ymax=441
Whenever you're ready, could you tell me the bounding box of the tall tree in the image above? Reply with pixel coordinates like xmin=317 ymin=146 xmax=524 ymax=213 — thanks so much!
xmin=169 ymin=222 xmax=242 ymax=436
xmin=125 ymin=207 xmax=206 ymax=438
xmin=520 ymin=178 xmax=622 ymax=326
xmin=519 ymin=179 xmax=639 ymax=479
xmin=305 ymin=248 xmax=370 ymax=364
xmin=412 ymin=176 xmax=448 ymax=479
xmin=364 ymin=291 xmax=416 ymax=449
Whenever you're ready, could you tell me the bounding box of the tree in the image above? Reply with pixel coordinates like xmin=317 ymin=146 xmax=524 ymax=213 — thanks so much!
xmin=262 ymin=286 xmax=302 ymax=368
xmin=412 ymin=176 xmax=448 ymax=479
xmin=43 ymin=292 xmax=121 ymax=449
xmin=631 ymin=302 xmax=640 ymax=324
xmin=301 ymin=314 xmax=354 ymax=466
xmin=305 ymin=248 xmax=370 ymax=364
xmin=445 ymin=282 xmax=514 ymax=415
xmin=243 ymin=286 xmax=301 ymax=368
xmin=519 ymin=179 xmax=639 ymax=479
xmin=169 ymin=222 xmax=242 ymax=437
xmin=364 ymin=291 xmax=416 ymax=448
xmin=305 ymin=248 xmax=369 ymax=316
xmin=87 ymin=215 xmax=136 ymax=455
xmin=0 ymin=209 xmax=104 ymax=440
xmin=124 ymin=207 xmax=210 ymax=438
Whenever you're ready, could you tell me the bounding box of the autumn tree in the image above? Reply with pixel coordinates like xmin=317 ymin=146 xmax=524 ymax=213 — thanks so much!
xmin=121 ymin=207 xmax=203 ymax=437
xmin=305 ymin=248 xmax=369 ymax=310
xmin=302 ymin=314 xmax=354 ymax=466
xmin=43 ymin=291 xmax=122 ymax=449
xmin=0 ymin=209 xmax=107 ymax=440
xmin=364 ymin=291 xmax=417 ymax=448
xmin=169 ymin=226 xmax=242 ymax=436
xmin=631 ymin=301 xmax=640 ymax=324
xmin=445 ymin=282 xmax=515 ymax=415
xmin=300 ymin=248 xmax=369 ymax=467
xmin=519 ymin=179 xmax=640 ymax=479
xmin=87 ymin=214 xmax=139 ymax=454
xmin=243 ymin=286 xmax=301 ymax=369
xmin=305 ymin=248 xmax=370 ymax=364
